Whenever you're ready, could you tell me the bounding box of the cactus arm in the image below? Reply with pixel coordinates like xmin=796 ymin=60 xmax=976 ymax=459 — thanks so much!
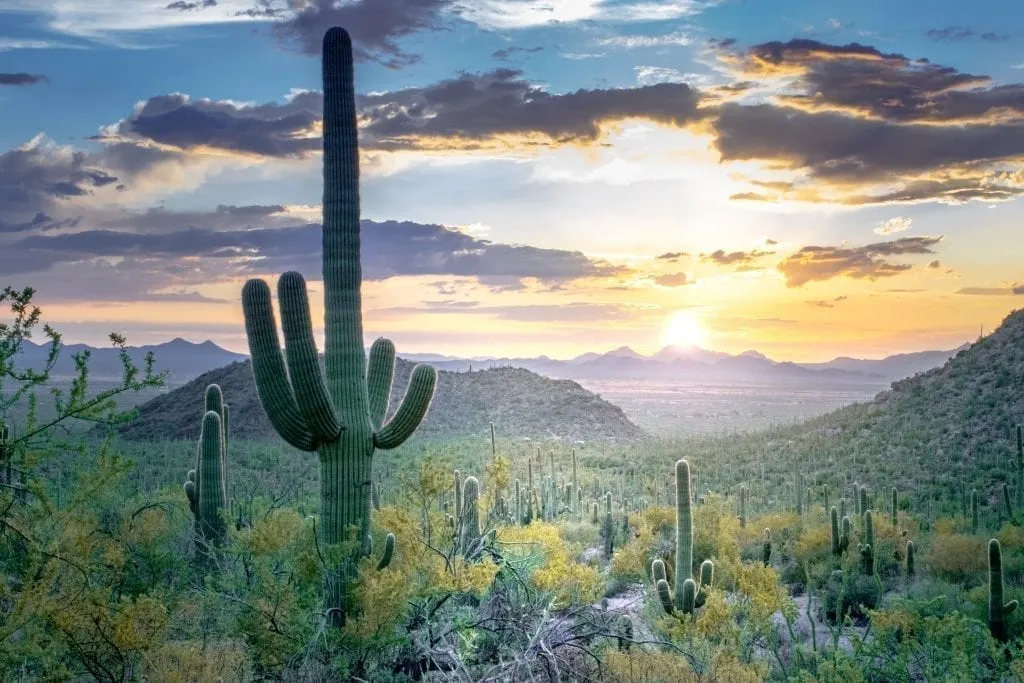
xmin=184 ymin=480 xmax=197 ymax=516
xmin=681 ymin=578 xmax=697 ymax=615
xmin=366 ymin=338 xmax=395 ymax=430
xmin=373 ymin=364 xmax=436 ymax=450
xmin=655 ymin=579 xmax=674 ymax=614
xmin=241 ymin=279 xmax=317 ymax=451
xmin=376 ymin=532 xmax=395 ymax=570
xmin=278 ymin=272 xmax=343 ymax=443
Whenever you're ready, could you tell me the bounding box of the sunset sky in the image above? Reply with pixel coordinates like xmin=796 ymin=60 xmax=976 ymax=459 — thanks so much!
xmin=1 ymin=0 xmax=1022 ymax=362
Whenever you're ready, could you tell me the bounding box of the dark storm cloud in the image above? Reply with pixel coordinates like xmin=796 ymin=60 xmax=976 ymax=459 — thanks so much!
xmin=777 ymin=236 xmax=943 ymax=287
xmin=0 ymin=73 xmax=48 ymax=86
xmin=248 ymin=0 xmax=453 ymax=68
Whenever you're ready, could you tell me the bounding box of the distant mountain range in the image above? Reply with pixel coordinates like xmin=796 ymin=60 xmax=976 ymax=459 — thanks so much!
xmin=12 ymin=338 xmax=247 ymax=384
xmin=13 ymin=337 xmax=968 ymax=387
xmin=401 ymin=344 xmax=971 ymax=385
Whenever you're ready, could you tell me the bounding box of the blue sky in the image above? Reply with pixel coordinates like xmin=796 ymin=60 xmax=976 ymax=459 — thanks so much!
xmin=1 ymin=0 xmax=1023 ymax=361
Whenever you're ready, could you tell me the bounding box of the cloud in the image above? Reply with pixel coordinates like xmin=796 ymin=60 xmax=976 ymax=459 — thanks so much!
xmin=807 ymin=294 xmax=848 ymax=308
xmin=165 ymin=0 xmax=217 ymax=10
xmin=874 ymin=216 xmax=912 ymax=236
xmin=656 ymin=251 xmax=689 ymax=261
xmin=926 ymin=27 xmax=1009 ymax=42
xmin=777 ymin=236 xmax=943 ymax=287
xmin=2 ymin=213 xmax=626 ymax=300
xmin=492 ymin=45 xmax=544 ymax=61
xmin=455 ymin=0 xmax=719 ymax=30
xmin=0 ymin=72 xmax=49 ymax=86
xmin=599 ymin=30 xmax=693 ymax=49
xmin=378 ymin=301 xmax=644 ymax=323
xmin=701 ymin=248 xmax=774 ymax=269
xmin=955 ymin=285 xmax=1024 ymax=296
xmin=358 ymin=68 xmax=706 ymax=151
xmin=97 ymin=72 xmax=705 ymax=158
xmin=97 ymin=91 xmax=322 ymax=158
xmin=653 ymin=272 xmax=690 ymax=286
xmin=251 ymin=0 xmax=452 ymax=68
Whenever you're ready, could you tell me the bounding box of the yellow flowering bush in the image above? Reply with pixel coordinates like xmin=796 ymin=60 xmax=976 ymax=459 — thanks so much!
xmin=499 ymin=522 xmax=604 ymax=605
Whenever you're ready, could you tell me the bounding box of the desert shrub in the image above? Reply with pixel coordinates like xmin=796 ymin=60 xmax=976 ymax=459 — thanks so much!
xmin=499 ymin=522 xmax=604 ymax=606
xmin=927 ymin=534 xmax=986 ymax=585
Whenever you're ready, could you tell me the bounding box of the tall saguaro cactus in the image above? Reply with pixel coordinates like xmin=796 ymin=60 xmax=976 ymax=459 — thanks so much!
xmin=654 ymin=459 xmax=714 ymax=616
xmin=184 ymin=411 xmax=228 ymax=561
xmin=240 ymin=27 xmax=437 ymax=625
xmin=1017 ymin=425 xmax=1024 ymax=509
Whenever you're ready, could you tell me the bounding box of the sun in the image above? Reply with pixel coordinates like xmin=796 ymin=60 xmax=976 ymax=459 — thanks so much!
xmin=660 ymin=310 xmax=709 ymax=349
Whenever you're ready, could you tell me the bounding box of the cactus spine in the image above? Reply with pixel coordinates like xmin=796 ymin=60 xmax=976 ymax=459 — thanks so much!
xmin=239 ymin=27 xmax=437 ymax=624
xmin=989 ymin=538 xmax=1018 ymax=642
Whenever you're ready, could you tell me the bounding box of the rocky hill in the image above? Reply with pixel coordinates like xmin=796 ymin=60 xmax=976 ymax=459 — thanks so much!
xmin=115 ymin=357 xmax=644 ymax=443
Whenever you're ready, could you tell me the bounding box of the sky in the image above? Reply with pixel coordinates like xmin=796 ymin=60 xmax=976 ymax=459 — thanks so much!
xmin=1 ymin=0 xmax=1023 ymax=362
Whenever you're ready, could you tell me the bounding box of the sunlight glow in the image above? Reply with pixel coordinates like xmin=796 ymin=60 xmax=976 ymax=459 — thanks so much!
xmin=660 ymin=310 xmax=709 ymax=349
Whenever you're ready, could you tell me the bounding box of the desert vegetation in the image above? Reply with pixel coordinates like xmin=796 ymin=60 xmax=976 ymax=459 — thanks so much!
xmin=3 ymin=26 xmax=1024 ymax=682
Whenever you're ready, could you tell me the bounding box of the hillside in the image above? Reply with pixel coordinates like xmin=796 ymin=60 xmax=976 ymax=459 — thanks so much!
xmin=115 ymin=357 xmax=644 ymax=443
xmin=702 ymin=309 xmax=1024 ymax=499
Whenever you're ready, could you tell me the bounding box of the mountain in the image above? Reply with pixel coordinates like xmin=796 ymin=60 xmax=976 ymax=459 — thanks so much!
xmin=115 ymin=358 xmax=644 ymax=443
xmin=12 ymin=337 xmax=247 ymax=384
xmin=796 ymin=346 xmax=969 ymax=381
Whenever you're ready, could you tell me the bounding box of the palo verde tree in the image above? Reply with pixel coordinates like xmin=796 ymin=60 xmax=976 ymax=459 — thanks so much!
xmin=240 ymin=27 xmax=437 ymax=626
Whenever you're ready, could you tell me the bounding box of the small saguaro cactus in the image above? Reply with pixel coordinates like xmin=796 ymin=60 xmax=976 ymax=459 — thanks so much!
xmin=989 ymin=538 xmax=1019 ymax=642
xmin=906 ymin=540 xmax=915 ymax=577
xmin=571 ymin=449 xmax=579 ymax=514
xmin=830 ymin=506 xmax=842 ymax=556
xmin=972 ymin=489 xmax=980 ymax=534
xmin=603 ymin=492 xmax=614 ymax=559
xmin=1003 ymin=483 xmax=1014 ymax=522
xmin=762 ymin=528 xmax=772 ymax=567
xmin=859 ymin=510 xmax=874 ymax=575
xmin=240 ymin=26 xmax=437 ymax=625
xmin=840 ymin=515 xmax=852 ymax=554
xmin=739 ymin=485 xmax=747 ymax=529
xmin=840 ymin=497 xmax=847 ymax=520
xmin=461 ymin=476 xmax=481 ymax=553
xmin=796 ymin=473 xmax=804 ymax=515
xmin=891 ymin=487 xmax=898 ymax=527
xmin=859 ymin=485 xmax=868 ymax=518
xmin=185 ymin=411 xmax=228 ymax=558
xmin=454 ymin=470 xmax=463 ymax=520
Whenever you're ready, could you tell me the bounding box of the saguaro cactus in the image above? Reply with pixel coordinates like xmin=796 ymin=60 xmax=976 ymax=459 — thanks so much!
xmin=461 ymin=476 xmax=481 ymax=553
xmin=1017 ymin=425 xmax=1023 ymax=509
xmin=762 ymin=528 xmax=772 ymax=567
xmin=1003 ymin=483 xmax=1014 ymax=522
xmin=906 ymin=540 xmax=915 ymax=577
xmin=739 ymin=485 xmax=747 ymax=529
xmin=184 ymin=411 xmax=228 ymax=560
xmin=654 ymin=459 xmax=714 ymax=616
xmin=240 ymin=27 xmax=437 ymax=624
xmin=840 ymin=515 xmax=852 ymax=554
xmin=890 ymin=487 xmax=898 ymax=527
xmin=830 ymin=506 xmax=842 ymax=556
xmin=603 ymin=492 xmax=614 ymax=559
xmin=972 ymin=489 xmax=980 ymax=534
xmin=859 ymin=510 xmax=874 ymax=575
xmin=989 ymin=538 xmax=1018 ymax=642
